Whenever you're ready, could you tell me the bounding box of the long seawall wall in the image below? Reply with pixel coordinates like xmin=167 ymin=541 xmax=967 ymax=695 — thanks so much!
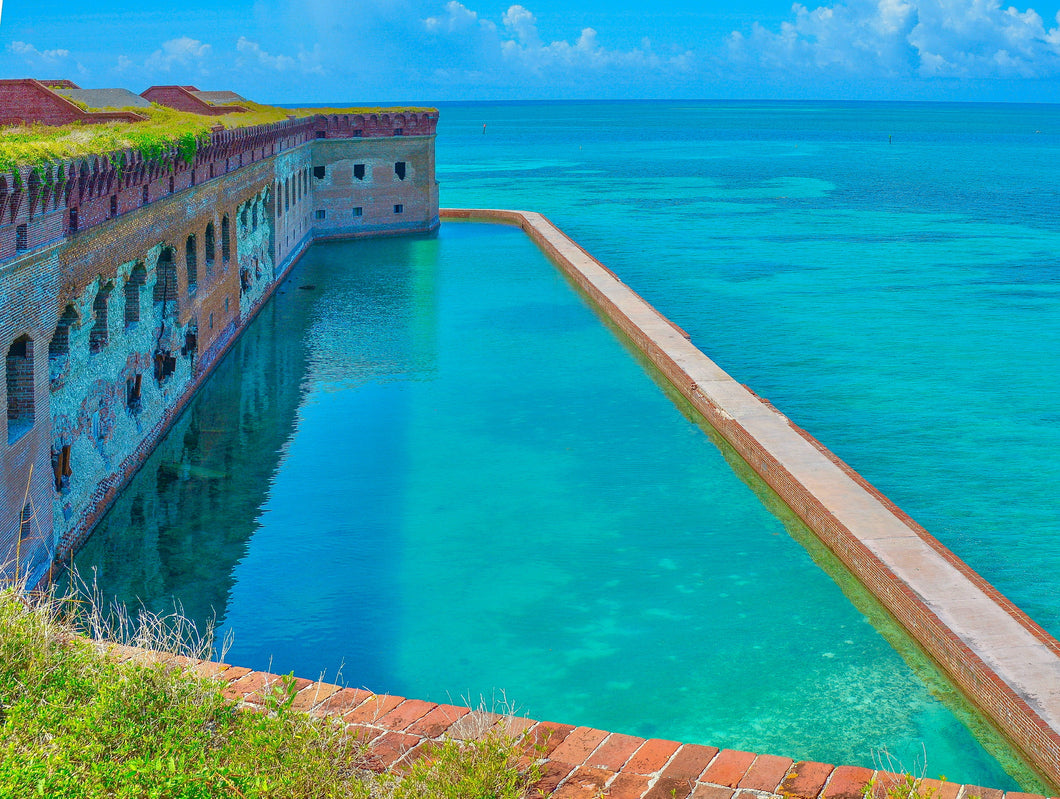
xmin=0 ymin=113 xmax=439 ymax=588
xmin=439 ymin=209 xmax=1060 ymax=790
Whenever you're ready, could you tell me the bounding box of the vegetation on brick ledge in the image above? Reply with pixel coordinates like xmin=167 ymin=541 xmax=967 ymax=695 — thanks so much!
xmin=0 ymin=587 xmax=537 ymax=799
xmin=0 ymin=101 xmax=432 ymax=176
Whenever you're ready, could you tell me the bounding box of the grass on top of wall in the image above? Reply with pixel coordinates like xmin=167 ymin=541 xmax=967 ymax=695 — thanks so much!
xmin=0 ymin=586 xmax=537 ymax=799
xmin=0 ymin=101 xmax=433 ymax=175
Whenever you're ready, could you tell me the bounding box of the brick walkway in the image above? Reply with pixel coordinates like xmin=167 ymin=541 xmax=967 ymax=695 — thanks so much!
xmin=108 ymin=645 xmax=1051 ymax=799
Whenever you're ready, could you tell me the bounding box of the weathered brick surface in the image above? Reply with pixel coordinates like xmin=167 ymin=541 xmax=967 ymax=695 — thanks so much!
xmin=821 ymin=765 xmax=874 ymax=799
xmin=588 ymin=733 xmax=645 ymax=771
xmin=406 ymin=703 xmax=470 ymax=738
xmin=645 ymin=777 xmax=695 ymax=799
xmin=377 ymin=699 xmax=436 ymax=731
xmin=779 ymin=761 xmax=836 ymax=799
xmin=606 ymin=772 xmax=652 ymax=799
xmin=625 ymin=738 xmax=682 ymax=775
xmin=344 ymin=693 xmax=405 ymax=724
xmin=290 ymin=681 xmax=342 ymax=713
xmin=701 ymin=749 xmax=757 ymax=787
xmin=662 ymin=744 xmax=720 ymax=783
xmin=446 ymin=710 xmax=504 ymax=740
xmin=960 ymin=786 xmax=1005 ymax=799
xmin=739 ymin=753 xmax=794 ymax=791
xmin=550 ymin=726 xmax=609 ymax=766
xmin=529 ymin=760 xmax=574 ymax=799
xmin=553 ymin=766 xmax=613 ymax=799
xmin=690 ymin=785 xmax=736 ymax=799
xmin=528 ymin=721 xmax=576 ymax=756
xmin=311 ymin=686 xmax=372 ymax=717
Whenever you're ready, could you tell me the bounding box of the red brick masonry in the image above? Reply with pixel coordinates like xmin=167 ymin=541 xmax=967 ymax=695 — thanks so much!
xmin=104 ymin=645 xmax=1054 ymax=799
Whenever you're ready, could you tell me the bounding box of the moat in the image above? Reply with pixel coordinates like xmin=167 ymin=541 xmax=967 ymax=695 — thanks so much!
xmin=72 ymin=222 xmax=1020 ymax=787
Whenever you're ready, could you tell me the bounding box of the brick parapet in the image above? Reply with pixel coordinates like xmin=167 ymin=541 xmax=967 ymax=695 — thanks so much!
xmin=99 ymin=644 xmax=1056 ymax=799
xmin=439 ymin=209 xmax=1060 ymax=791
xmin=0 ymin=109 xmax=437 ymax=264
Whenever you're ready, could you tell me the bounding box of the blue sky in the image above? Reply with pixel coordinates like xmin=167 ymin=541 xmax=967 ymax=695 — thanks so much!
xmin=4 ymin=0 xmax=1060 ymax=103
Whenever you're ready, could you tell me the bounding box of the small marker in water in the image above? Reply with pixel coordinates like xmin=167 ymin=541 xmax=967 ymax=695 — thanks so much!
xmin=482 ymin=123 xmax=487 ymax=133
xmin=889 ymin=134 xmax=892 ymax=143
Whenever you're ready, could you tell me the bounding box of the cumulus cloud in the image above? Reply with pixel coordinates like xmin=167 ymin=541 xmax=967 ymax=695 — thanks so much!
xmin=145 ymin=37 xmax=212 ymax=73
xmin=10 ymin=41 xmax=72 ymax=63
xmin=237 ymin=37 xmax=296 ymax=71
xmin=236 ymin=38 xmax=326 ymax=75
xmin=424 ymin=1 xmax=496 ymax=34
xmin=421 ymin=1 xmax=691 ymax=83
xmin=728 ymin=0 xmax=1060 ymax=79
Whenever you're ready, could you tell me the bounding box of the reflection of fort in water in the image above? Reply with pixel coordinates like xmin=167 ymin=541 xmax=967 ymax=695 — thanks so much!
xmin=72 ymin=237 xmax=438 ymax=638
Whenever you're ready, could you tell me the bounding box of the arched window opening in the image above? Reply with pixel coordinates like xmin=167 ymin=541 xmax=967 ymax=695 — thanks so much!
xmin=251 ymin=204 xmax=258 ymax=232
xmin=125 ymin=263 xmax=147 ymax=326
xmin=153 ymin=248 xmax=178 ymax=308
xmin=6 ymin=335 xmax=34 ymax=444
xmin=52 ymin=445 xmax=72 ymax=492
xmin=49 ymin=304 xmax=80 ymax=362
xmin=126 ymin=373 xmax=142 ymax=413
xmin=185 ymin=235 xmax=198 ymax=293
xmin=221 ymin=215 xmax=231 ymax=263
xmin=90 ymin=283 xmax=113 ymax=353
xmin=204 ymin=223 xmax=216 ymax=273
xmin=394 ymin=161 xmax=406 ymax=180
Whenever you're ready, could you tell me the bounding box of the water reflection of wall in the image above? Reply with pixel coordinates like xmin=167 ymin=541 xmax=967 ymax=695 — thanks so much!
xmin=70 ymin=274 xmax=315 ymax=627
xmin=72 ymin=236 xmax=438 ymax=662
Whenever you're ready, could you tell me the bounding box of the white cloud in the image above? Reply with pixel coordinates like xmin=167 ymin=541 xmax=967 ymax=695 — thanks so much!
xmin=235 ymin=37 xmax=326 ymax=75
xmin=237 ymin=37 xmax=296 ymax=71
xmin=424 ymin=1 xmax=495 ymax=34
xmin=10 ymin=41 xmax=72 ymax=63
xmin=728 ymin=0 xmax=1060 ymax=79
xmin=421 ymin=2 xmax=692 ymax=83
xmin=145 ymin=37 xmax=212 ymax=73
xmin=502 ymin=5 xmax=540 ymax=46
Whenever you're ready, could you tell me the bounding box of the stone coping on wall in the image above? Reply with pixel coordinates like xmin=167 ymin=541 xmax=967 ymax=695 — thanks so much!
xmin=103 ymin=644 xmax=1052 ymax=799
xmin=437 ymin=209 xmax=1060 ymax=790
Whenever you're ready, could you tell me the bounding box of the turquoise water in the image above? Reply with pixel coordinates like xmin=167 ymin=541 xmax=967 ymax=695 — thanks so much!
xmin=434 ymin=101 xmax=1060 ymax=640
xmin=77 ymin=222 xmax=1023 ymax=787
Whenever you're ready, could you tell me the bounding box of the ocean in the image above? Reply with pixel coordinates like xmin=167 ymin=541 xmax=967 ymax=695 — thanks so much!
xmin=435 ymin=100 xmax=1060 ymax=639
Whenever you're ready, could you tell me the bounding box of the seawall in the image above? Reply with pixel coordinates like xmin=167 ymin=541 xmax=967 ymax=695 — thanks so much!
xmin=439 ymin=209 xmax=1060 ymax=791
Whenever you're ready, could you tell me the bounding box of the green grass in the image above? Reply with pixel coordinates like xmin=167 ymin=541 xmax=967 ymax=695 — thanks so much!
xmin=0 ymin=100 xmax=435 ymax=175
xmin=0 ymin=587 xmax=538 ymax=799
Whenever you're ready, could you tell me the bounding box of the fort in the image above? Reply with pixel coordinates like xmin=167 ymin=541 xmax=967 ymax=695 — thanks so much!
xmin=4 ymin=81 xmax=1060 ymax=797
xmin=0 ymin=79 xmax=438 ymax=588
